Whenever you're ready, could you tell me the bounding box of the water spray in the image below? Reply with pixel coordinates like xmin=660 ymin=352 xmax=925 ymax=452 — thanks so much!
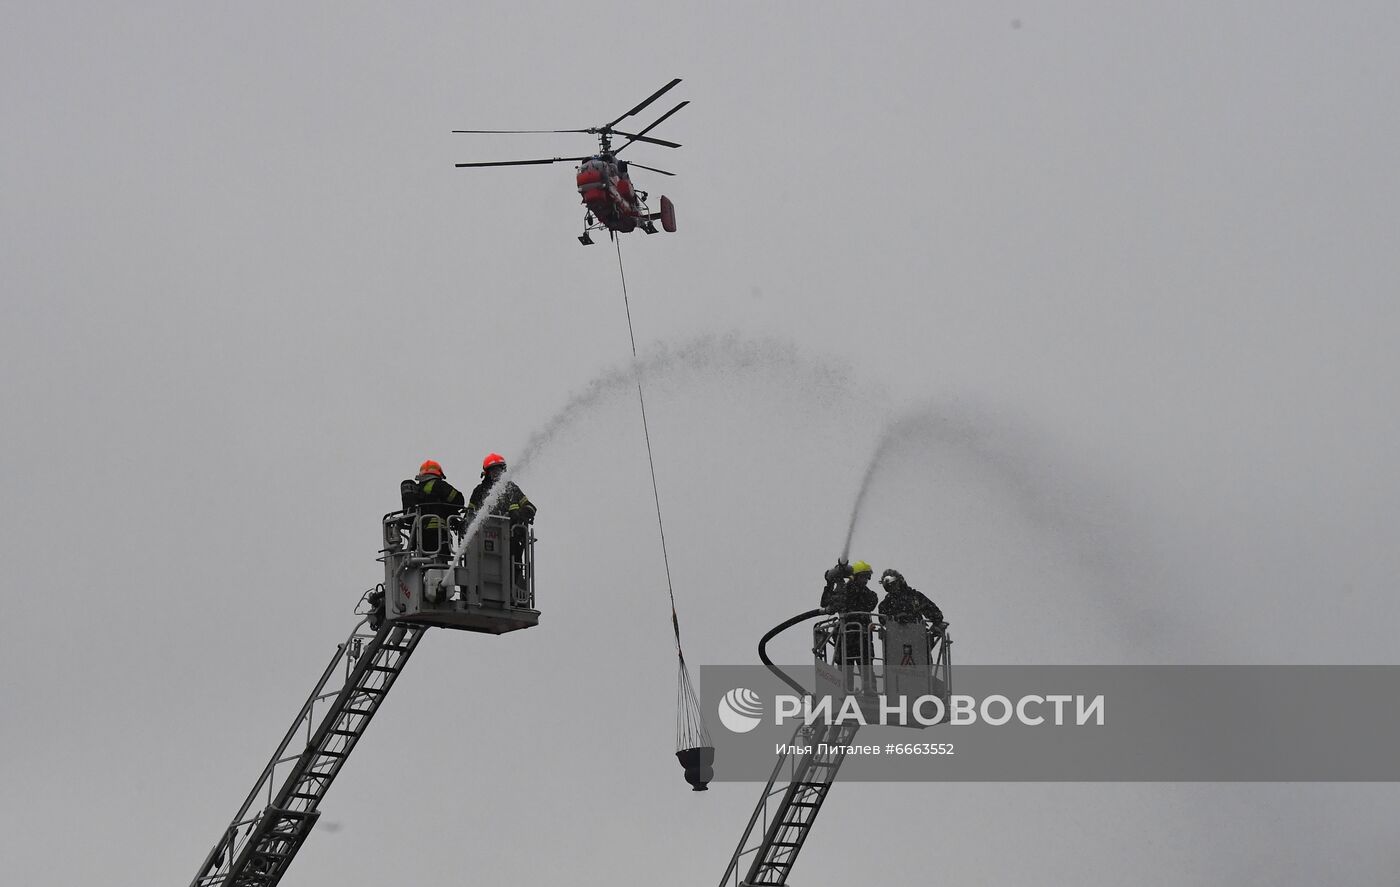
xmin=840 ymin=408 xmax=943 ymax=560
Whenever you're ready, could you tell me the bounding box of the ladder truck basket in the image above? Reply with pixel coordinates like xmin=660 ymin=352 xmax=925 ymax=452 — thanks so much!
xmin=812 ymin=613 xmax=951 ymax=728
xmin=380 ymin=510 xmax=539 ymax=634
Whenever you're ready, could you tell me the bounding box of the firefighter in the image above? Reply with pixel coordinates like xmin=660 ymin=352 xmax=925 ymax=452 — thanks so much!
xmin=821 ymin=560 xmax=878 ymax=613
xmin=467 ymin=453 xmax=536 ymax=577
xmin=821 ymin=560 xmax=879 ymax=677
xmin=400 ymin=459 xmax=468 ymax=558
xmin=877 ymin=568 xmax=945 ymax=630
xmin=843 ymin=561 xmax=878 ymax=614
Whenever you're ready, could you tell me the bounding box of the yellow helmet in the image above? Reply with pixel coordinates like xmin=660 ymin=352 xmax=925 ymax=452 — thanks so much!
xmin=851 ymin=560 xmax=873 ymax=577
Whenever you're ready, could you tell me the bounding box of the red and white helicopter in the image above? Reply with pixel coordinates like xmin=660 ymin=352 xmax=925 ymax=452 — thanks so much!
xmin=454 ymin=79 xmax=684 ymax=245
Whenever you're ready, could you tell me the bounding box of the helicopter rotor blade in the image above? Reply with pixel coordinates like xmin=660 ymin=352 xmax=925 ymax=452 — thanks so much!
xmin=615 ymin=101 xmax=689 ymax=153
xmin=626 ymin=162 xmax=676 ymax=177
xmin=610 ymin=130 xmax=682 ymax=149
xmin=454 ymin=157 xmax=589 ymax=168
xmin=633 ymin=101 xmax=689 ymax=140
xmin=607 ymin=78 xmax=682 ymax=128
xmin=452 ymin=128 xmax=593 ymax=134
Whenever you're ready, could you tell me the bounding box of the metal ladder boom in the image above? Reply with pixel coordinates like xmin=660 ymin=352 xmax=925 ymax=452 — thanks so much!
xmin=189 ymin=619 xmax=427 ymax=887
xmin=719 ymin=720 xmax=860 ymax=887
xmin=721 ymin=608 xmax=862 ymax=887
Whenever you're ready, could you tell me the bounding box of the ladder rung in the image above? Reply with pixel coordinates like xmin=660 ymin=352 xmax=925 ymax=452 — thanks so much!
xmin=367 ymin=665 xmax=399 ymax=673
xmin=290 ymin=792 xmax=319 ymax=800
xmin=330 ymin=729 xmax=360 ymax=737
xmin=343 ymin=708 xmax=374 ymax=716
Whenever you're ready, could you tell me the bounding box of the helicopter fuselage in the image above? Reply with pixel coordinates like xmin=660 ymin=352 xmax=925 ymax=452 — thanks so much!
xmin=577 ymin=155 xmax=647 ymax=233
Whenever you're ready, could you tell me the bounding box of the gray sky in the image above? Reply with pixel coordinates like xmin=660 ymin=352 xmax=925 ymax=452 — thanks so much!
xmin=4 ymin=2 xmax=1399 ymax=884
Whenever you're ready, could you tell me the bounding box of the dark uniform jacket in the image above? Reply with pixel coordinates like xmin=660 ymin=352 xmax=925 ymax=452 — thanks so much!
xmin=822 ymin=578 xmax=879 ymax=665
xmin=467 ymin=476 xmax=536 ymax=526
xmin=469 ymin=474 xmax=536 ymax=565
xmin=878 ymin=583 xmax=944 ymax=626
xmin=821 ymin=578 xmax=878 ymax=615
xmin=400 ymin=473 xmax=467 ymax=555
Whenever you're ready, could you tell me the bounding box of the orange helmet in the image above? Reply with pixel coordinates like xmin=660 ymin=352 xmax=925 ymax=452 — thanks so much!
xmin=419 ymin=459 xmax=444 ymax=478
xmin=482 ymin=452 xmax=506 ymax=472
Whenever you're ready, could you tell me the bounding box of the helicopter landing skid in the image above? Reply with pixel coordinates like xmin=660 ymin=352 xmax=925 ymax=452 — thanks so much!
xmin=578 ymin=227 xmax=615 ymax=246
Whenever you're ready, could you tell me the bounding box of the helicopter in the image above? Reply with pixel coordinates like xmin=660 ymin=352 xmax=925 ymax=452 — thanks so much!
xmin=454 ymin=78 xmax=685 ymax=245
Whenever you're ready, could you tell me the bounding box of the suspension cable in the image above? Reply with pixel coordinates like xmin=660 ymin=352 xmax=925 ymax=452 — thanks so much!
xmin=614 ymin=237 xmax=684 ymax=657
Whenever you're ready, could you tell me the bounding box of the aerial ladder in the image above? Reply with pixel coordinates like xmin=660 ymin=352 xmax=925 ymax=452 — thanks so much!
xmin=189 ymin=511 xmax=539 ymax=887
xmin=719 ymin=608 xmax=951 ymax=887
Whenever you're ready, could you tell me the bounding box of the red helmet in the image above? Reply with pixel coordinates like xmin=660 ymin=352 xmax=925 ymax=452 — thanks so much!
xmin=482 ymin=453 xmax=506 ymax=472
xmin=419 ymin=459 xmax=444 ymax=478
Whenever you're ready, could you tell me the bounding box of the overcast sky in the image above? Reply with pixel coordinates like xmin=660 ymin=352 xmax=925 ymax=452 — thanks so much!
xmin=4 ymin=2 xmax=1399 ymax=884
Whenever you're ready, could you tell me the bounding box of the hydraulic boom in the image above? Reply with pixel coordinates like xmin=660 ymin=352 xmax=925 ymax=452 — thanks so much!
xmin=720 ymin=607 xmax=951 ymax=887
xmin=189 ymin=618 xmax=426 ymax=887
xmin=189 ymin=512 xmax=539 ymax=887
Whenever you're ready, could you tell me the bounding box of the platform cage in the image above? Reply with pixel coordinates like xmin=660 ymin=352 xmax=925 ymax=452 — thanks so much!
xmin=812 ymin=613 xmax=951 ymax=727
xmin=379 ymin=510 xmax=539 ymax=634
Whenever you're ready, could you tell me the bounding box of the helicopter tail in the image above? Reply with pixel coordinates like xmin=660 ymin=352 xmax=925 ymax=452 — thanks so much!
xmin=659 ymin=195 xmax=676 ymax=232
xmin=645 ymin=197 xmax=678 ymax=233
